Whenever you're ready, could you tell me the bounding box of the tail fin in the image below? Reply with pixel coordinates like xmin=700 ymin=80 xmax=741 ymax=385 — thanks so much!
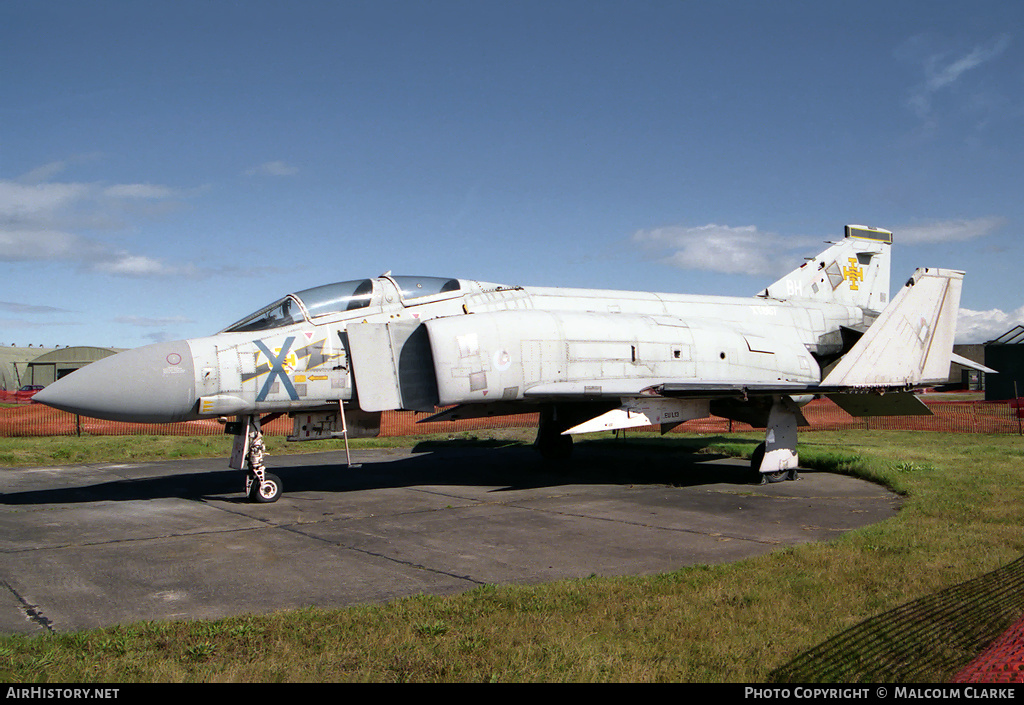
xmin=822 ymin=267 xmax=963 ymax=388
xmin=760 ymin=225 xmax=892 ymax=312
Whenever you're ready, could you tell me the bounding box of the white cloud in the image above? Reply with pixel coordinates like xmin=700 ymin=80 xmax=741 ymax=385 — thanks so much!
xmin=245 ymin=161 xmax=299 ymax=177
xmin=631 ymin=223 xmax=816 ymax=276
xmin=0 ymin=301 xmax=68 ymax=314
xmin=17 ymin=155 xmax=102 ymax=185
xmin=103 ymin=183 xmax=178 ymax=199
xmin=896 ymin=217 xmax=1006 ymax=244
xmin=0 ymin=317 xmax=75 ymax=331
xmin=18 ymin=161 xmax=72 ymax=185
xmin=0 ymin=181 xmax=91 ymax=219
xmin=903 ymin=33 xmax=1011 ymax=123
xmin=957 ymin=306 xmax=1024 ymax=344
xmin=94 ymin=253 xmax=180 ymax=277
xmin=0 ymin=165 xmax=198 ymax=277
xmin=0 ymin=228 xmax=89 ymax=260
xmin=926 ymin=35 xmax=1010 ymax=92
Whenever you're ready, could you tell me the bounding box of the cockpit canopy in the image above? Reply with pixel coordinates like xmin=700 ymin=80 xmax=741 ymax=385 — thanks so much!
xmin=222 ymin=276 xmax=461 ymax=333
xmin=392 ymin=275 xmax=461 ymax=300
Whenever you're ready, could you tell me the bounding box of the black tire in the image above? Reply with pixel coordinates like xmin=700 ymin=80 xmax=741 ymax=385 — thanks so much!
xmin=248 ymin=472 xmax=282 ymax=503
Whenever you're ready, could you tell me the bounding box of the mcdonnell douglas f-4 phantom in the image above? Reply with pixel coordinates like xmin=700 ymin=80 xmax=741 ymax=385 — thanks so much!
xmin=36 ymin=225 xmax=991 ymax=502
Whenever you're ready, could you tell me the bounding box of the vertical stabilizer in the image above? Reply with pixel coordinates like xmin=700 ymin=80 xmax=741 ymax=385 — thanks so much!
xmin=761 ymin=225 xmax=892 ymax=312
xmin=822 ymin=267 xmax=964 ymax=388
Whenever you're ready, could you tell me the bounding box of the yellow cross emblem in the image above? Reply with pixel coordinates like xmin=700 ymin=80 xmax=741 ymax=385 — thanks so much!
xmin=843 ymin=258 xmax=863 ymax=290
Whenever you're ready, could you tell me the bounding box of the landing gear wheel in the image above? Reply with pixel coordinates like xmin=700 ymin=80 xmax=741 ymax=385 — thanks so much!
xmin=247 ymin=472 xmax=282 ymax=503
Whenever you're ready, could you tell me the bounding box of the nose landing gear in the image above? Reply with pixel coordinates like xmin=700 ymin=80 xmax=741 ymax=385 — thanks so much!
xmin=229 ymin=414 xmax=284 ymax=503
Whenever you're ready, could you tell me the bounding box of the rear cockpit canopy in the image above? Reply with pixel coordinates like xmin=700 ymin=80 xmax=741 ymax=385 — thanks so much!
xmin=221 ymin=276 xmax=462 ymax=333
xmin=391 ymin=275 xmax=461 ymax=300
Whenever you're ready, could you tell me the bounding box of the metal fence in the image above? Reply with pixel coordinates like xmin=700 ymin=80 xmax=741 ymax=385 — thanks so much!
xmin=2 ymin=397 xmax=1021 ymax=438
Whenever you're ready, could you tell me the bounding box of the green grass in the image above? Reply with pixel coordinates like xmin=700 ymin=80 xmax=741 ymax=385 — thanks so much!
xmin=0 ymin=430 xmax=526 ymax=467
xmin=1 ymin=429 xmax=1022 ymax=682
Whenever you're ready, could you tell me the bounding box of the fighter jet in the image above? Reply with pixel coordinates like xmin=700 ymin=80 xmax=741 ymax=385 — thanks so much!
xmin=35 ymin=225 xmax=990 ymax=502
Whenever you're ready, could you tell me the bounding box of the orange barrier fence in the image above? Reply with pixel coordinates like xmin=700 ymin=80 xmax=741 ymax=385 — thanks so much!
xmin=2 ymin=397 xmax=1021 ymax=438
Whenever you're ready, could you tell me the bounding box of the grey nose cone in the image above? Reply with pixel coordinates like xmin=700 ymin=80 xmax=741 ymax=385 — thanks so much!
xmin=34 ymin=340 xmax=198 ymax=423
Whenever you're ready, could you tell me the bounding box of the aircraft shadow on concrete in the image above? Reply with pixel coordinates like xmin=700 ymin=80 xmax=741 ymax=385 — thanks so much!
xmin=0 ymin=437 xmax=787 ymax=506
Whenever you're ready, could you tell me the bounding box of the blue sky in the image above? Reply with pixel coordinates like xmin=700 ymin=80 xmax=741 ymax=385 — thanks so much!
xmin=2 ymin=0 xmax=1022 ymax=348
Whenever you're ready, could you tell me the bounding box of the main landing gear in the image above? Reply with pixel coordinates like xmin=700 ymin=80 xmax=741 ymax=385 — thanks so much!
xmin=749 ymin=396 xmax=803 ymax=485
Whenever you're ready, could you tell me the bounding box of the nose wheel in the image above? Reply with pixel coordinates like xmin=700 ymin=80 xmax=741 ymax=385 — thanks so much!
xmin=246 ymin=471 xmax=282 ymax=503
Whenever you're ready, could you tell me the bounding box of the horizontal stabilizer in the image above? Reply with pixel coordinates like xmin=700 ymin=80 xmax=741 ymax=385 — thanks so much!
xmin=822 ymin=267 xmax=964 ymax=389
xmin=950 ymin=352 xmax=997 ymax=375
